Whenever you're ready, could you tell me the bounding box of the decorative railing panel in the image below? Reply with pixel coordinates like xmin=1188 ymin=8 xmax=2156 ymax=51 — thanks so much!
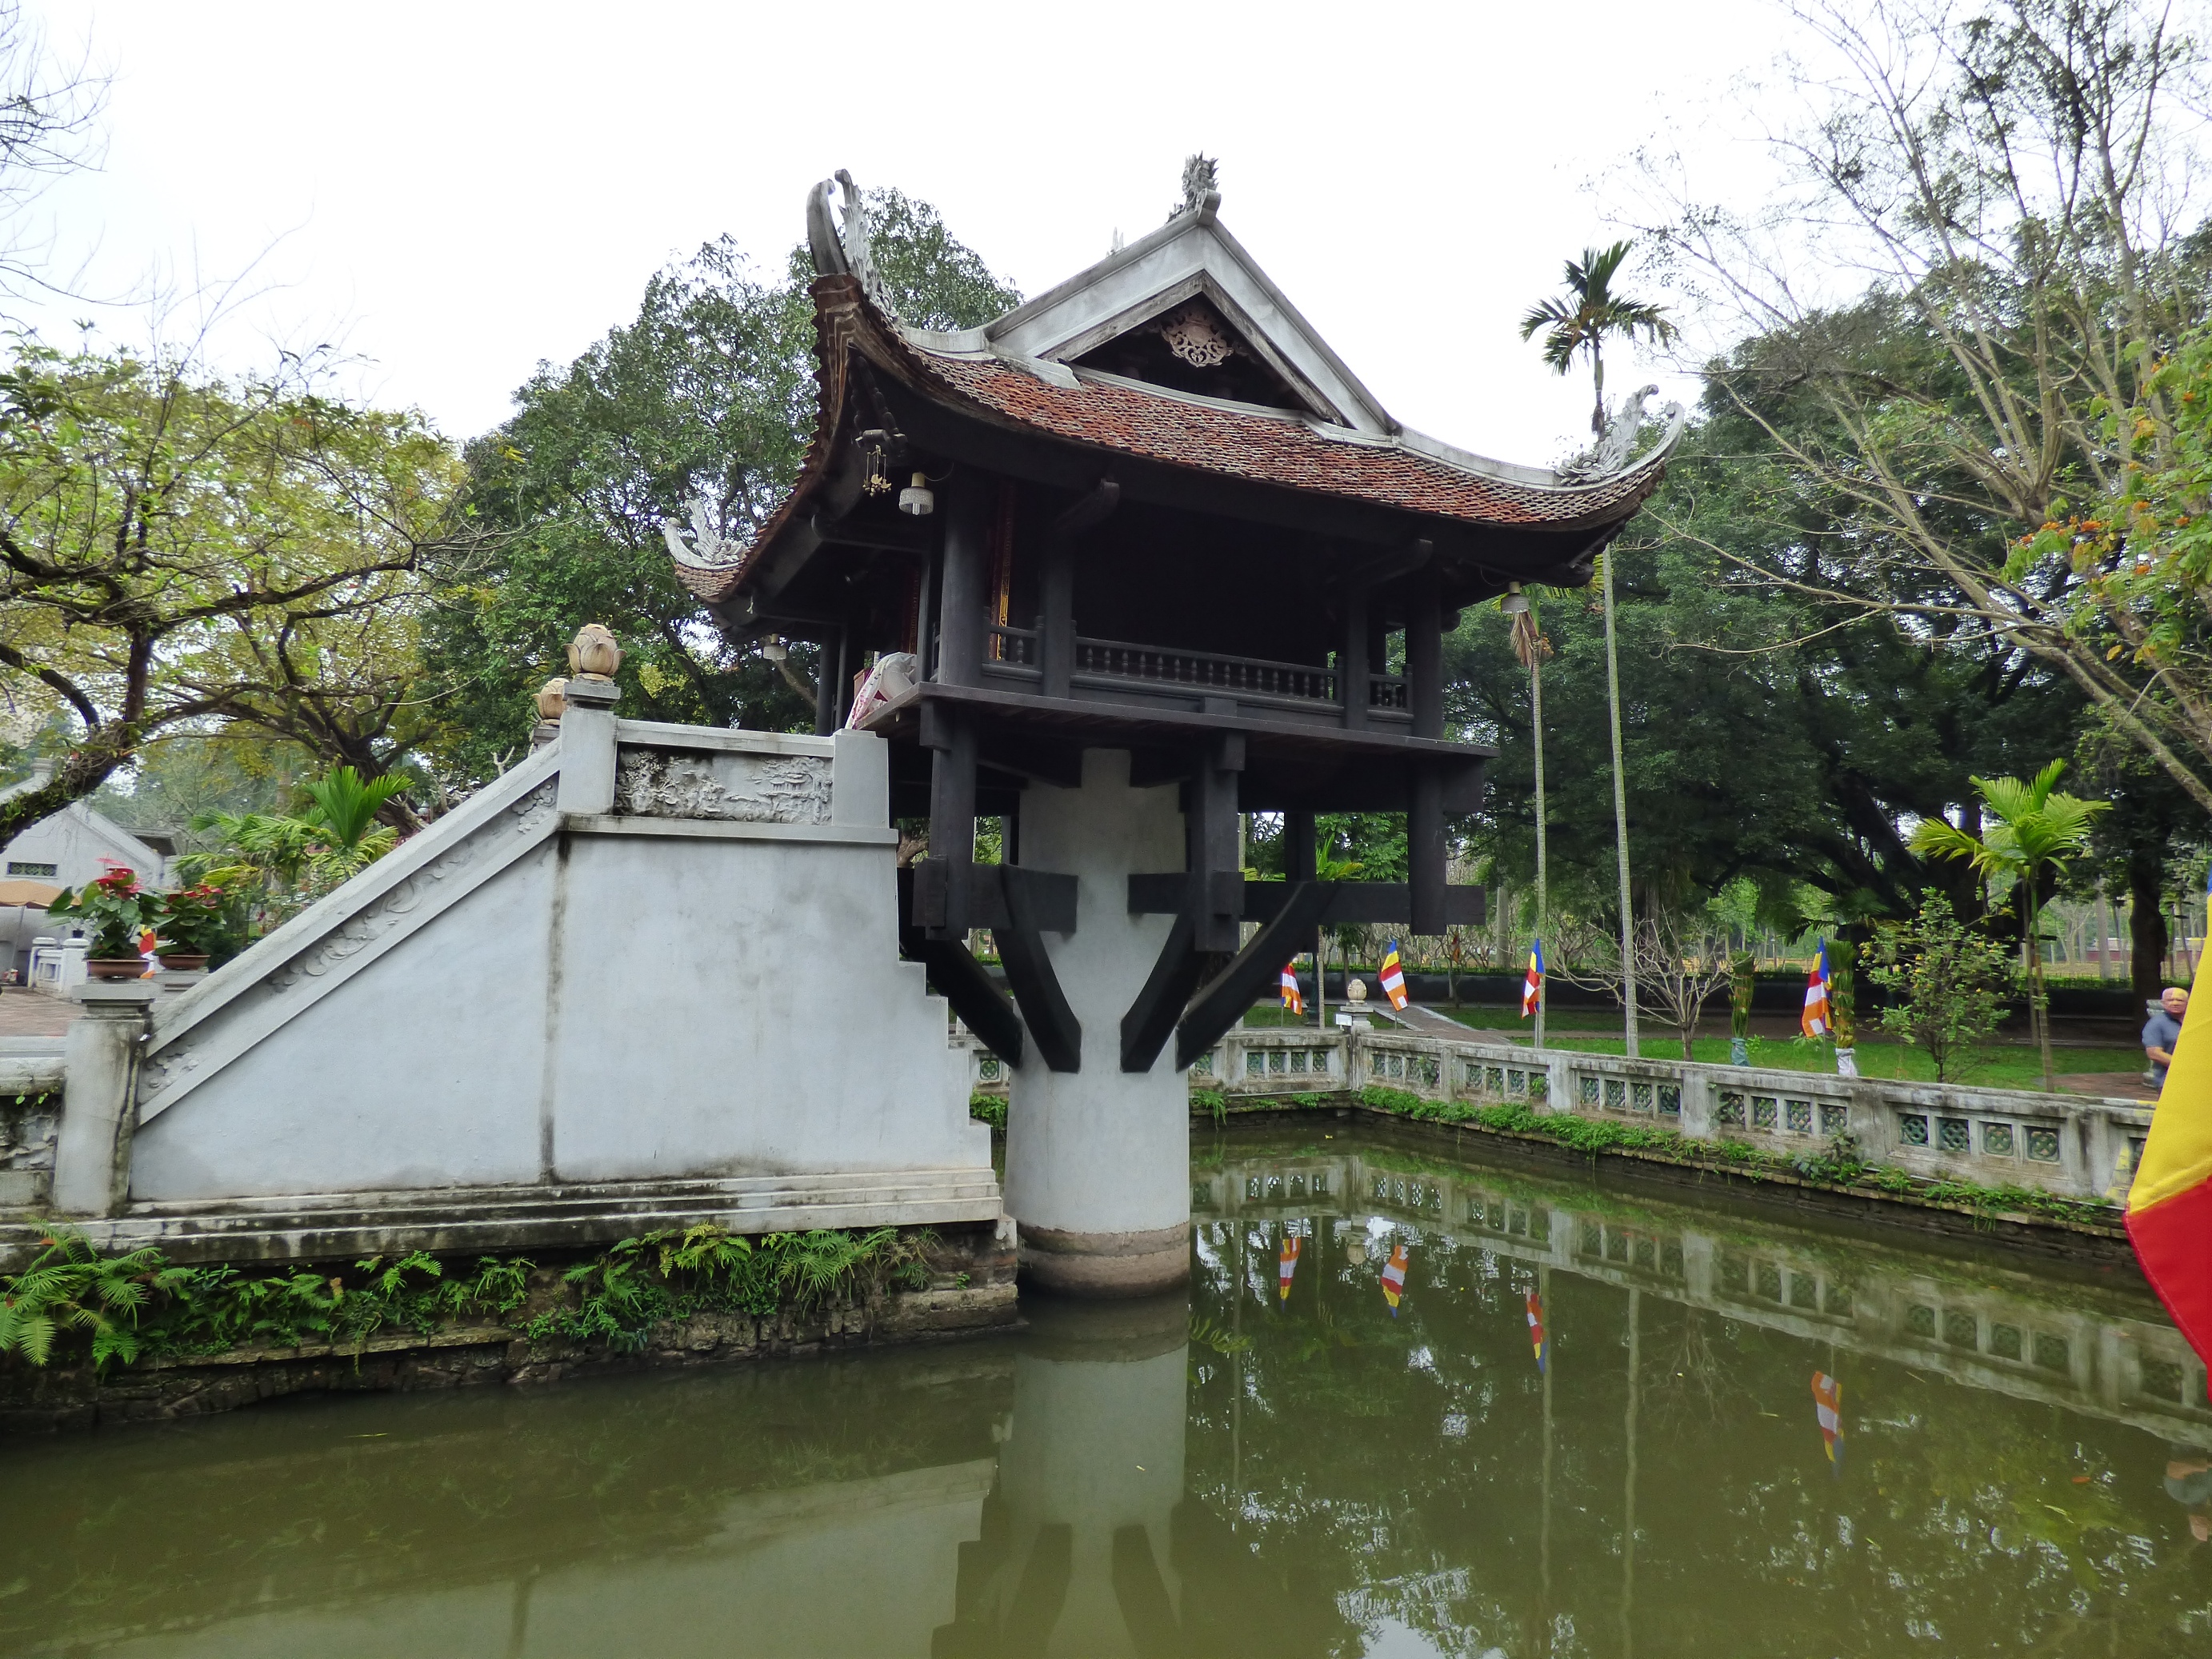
xmin=958 ymin=1018 xmax=2150 ymax=1205
xmin=1072 ymin=636 xmax=1338 ymax=705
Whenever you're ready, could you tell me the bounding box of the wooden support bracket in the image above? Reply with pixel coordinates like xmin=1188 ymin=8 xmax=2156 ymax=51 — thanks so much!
xmin=997 ymin=867 xmax=1082 ymax=1072
xmin=1174 ymin=882 xmax=1334 ymax=1070
xmin=1118 ymin=909 xmax=1207 ymax=1074
xmin=897 ymin=870 xmax=1023 ymax=1065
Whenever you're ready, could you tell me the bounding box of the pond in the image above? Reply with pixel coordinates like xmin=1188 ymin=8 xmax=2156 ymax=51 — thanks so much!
xmin=5 ymin=1121 xmax=2211 ymax=1656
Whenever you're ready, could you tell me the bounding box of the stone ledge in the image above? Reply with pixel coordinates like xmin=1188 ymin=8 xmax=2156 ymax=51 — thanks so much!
xmin=0 ymin=1169 xmax=1006 ymax=1269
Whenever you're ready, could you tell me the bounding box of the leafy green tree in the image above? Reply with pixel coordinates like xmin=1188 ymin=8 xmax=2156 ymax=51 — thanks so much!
xmin=1641 ymin=0 xmax=2212 ymax=810
xmin=0 ymin=345 xmax=463 ymax=842
xmin=425 ymin=189 xmax=1021 ymax=786
xmin=1910 ymin=762 xmax=2107 ymax=1089
xmin=1867 ymin=893 xmax=2020 ymax=1082
xmin=1454 ymin=399 xmax=2090 ymax=938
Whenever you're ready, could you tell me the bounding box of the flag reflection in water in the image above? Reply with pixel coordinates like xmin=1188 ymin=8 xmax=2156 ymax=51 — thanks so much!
xmin=1381 ymin=1240 xmax=1409 ymax=1314
xmin=1812 ymin=1370 xmax=1844 ymax=1473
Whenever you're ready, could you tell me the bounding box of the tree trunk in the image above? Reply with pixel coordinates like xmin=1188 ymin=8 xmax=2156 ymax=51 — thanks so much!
xmin=2130 ymin=849 xmax=2169 ymax=1004
xmin=2026 ymin=885 xmax=2054 ymax=1093
xmin=0 ymin=731 xmax=138 ymax=848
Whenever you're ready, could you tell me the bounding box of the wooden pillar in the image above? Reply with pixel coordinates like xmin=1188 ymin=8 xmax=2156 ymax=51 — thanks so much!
xmin=1190 ymin=734 xmax=1245 ymax=953
xmin=1408 ymin=567 xmax=1443 ymax=740
xmin=937 ymin=474 xmax=990 ymax=687
xmin=1410 ymin=764 xmax=1445 ymax=937
xmin=1038 ymin=480 xmax=1117 ymax=701
xmin=1341 ymin=586 xmax=1370 ymax=730
xmin=923 ymin=703 xmax=977 ymax=940
xmin=813 ymin=628 xmax=842 ymax=735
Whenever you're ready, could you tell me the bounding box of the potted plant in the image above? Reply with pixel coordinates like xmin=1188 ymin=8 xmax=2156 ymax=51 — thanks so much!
xmin=150 ymin=882 xmax=230 ymax=970
xmin=46 ymin=867 xmax=154 ymax=979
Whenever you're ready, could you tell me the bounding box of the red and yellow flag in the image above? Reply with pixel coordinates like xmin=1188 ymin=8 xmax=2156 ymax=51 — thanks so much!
xmin=1280 ymin=963 xmax=1304 ymax=1016
xmin=2128 ymin=999 xmax=2212 ymax=1389
xmin=1378 ymin=941 xmax=1410 ymax=1011
xmin=1801 ymin=941 xmax=1833 ymax=1038
xmin=1278 ymin=1235 xmax=1301 ymax=1301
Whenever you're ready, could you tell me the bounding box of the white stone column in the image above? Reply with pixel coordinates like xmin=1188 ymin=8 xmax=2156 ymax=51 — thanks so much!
xmin=52 ymin=980 xmax=155 ymax=1216
xmin=1005 ymin=750 xmax=1190 ymax=1296
xmin=556 ymin=675 xmax=620 ymax=814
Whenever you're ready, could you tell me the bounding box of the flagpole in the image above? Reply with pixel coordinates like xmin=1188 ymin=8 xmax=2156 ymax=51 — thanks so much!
xmin=1532 ymin=645 xmax=1548 ymax=1054
xmin=1602 ymin=549 xmax=1639 ymax=1057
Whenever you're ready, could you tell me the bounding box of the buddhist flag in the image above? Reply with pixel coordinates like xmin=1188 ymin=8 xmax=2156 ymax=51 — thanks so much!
xmin=1378 ymin=941 xmax=1409 ymax=1011
xmin=1380 ymin=1240 xmax=1409 ymax=1315
xmin=1521 ymin=939 xmax=1546 ymax=1019
xmin=1526 ymin=1288 xmax=1546 ymax=1373
xmin=138 ymin=926 xmax=158 ymax=978
xmin=2127 ymin=993 xmax=2212 ymax=1389
xmin=1801 ymin=941 xmax=1834 ymax=1039
xmin=1280 ymin=962 xmax=1304 ymax=1016
xmin=1278 ymin=1234 xmax=1301 ymax=1301
xmin=1811 ymin=1371 xmax=1844 ymax=1471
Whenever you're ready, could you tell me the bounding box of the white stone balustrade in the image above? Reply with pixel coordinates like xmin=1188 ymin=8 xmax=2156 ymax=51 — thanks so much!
xmin=963 ymin=1022 xmax=2154 ymax=1205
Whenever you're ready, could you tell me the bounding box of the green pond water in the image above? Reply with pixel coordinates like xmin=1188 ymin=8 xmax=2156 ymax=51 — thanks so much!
xmin=6 ymin=1122 xmax=2212 ymax=1656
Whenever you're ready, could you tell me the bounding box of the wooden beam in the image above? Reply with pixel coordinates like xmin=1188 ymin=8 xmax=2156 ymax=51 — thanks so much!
xmin=1125 ymin=874 xmax=1484 ymax=926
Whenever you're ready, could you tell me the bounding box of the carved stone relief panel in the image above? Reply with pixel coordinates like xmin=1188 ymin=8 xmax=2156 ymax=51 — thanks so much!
xmin=615 ymin=747 xmax=831 ymax=824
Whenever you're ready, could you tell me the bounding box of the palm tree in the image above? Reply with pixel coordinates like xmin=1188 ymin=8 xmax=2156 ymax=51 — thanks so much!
xmin=1911 ymin=761 xmax=2108 ymax=1092
xmin=1518 ymin=241 xmax=1678 ymax=434
xmin=1521 ymin=240 xmax=1676 ymax=1057
xmin=185 ymin=766 xmax=412 ymax=933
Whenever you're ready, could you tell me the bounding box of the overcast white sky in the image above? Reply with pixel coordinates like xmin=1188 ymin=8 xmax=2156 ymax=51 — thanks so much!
xmin=19 ymin=0 xmax=1795 ymax=466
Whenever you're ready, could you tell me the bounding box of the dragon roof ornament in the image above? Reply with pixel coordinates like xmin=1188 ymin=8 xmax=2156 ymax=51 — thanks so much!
xmin=805 ymin=170 xmax=897 ymax=322
xmin=1555 ymin=386 xmax=1688 ymax=486
xmin=659 ymin=494 xmax=745 ymax=573
xmin=1170 ymin=154 xmax=1221 ymax=221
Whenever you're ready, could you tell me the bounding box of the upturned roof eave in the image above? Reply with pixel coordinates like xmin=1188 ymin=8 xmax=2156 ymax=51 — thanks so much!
xmin=690 ymin=276 xmax=1678 ymax=610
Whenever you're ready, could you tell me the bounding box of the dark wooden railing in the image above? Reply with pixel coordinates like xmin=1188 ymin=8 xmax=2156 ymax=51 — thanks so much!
xmin=980 ymin=626 xmax=1375 ymax=718
xmin=986 ymin=623 xmax=1038 ymax=669
xmin=1072 ymin=637 xmax=1338 ymax=704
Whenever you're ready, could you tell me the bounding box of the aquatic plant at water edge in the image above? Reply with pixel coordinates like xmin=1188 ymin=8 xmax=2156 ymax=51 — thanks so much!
xmin=0 ymin=1222 xmax=933 ymax=1371
xmin=0 ymin=1229 xmax=178 ymax=1368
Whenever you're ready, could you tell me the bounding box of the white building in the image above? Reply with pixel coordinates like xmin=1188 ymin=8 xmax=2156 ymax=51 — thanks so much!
xmin=0 ymin=762 xmax=174 ymax=981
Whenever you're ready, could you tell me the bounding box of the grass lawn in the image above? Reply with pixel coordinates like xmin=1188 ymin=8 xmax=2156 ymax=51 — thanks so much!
xmin=1241 ymin=1002 xmax=2143 ymax=1093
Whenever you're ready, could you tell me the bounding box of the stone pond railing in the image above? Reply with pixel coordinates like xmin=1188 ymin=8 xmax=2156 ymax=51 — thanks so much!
xmin=963 ymin=1021 xmax=2156 ymax=1207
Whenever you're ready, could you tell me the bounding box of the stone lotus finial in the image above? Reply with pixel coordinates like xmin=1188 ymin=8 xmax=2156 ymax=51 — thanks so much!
xmin=1346 ymin=977 xmax=1369 ymax=1004
xmin=567 ymin=624 xmax=622 ymax=682
xmin=535 ymin=678 xmax=569 ymax=720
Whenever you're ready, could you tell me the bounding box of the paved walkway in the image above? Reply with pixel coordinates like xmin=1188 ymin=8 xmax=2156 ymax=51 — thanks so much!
xmin=0 ymin=990 xmax=78 ymax=1039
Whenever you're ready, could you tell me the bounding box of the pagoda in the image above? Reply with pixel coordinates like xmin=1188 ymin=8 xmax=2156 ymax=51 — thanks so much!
xmin=673 ymin=162 xmax=1678 ymax=1294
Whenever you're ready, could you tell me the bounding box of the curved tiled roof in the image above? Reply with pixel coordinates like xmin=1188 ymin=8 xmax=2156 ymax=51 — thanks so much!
xmin=916 ymin=352 xmax=1668 ymax=530
xmin=677 ymin=276 xmax=1674 ymax=607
